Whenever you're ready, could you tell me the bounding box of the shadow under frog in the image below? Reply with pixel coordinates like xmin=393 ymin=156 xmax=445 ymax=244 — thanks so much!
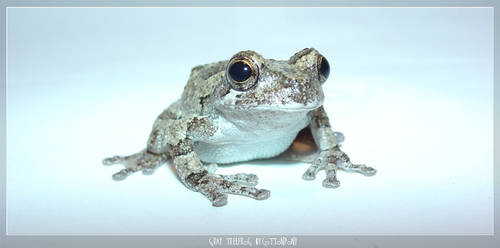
xmin=103 ymin=48 xmax=376 ymax=207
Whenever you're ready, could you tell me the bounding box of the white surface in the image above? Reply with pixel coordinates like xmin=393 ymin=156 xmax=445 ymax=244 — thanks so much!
xmin=6 ymin=7 xmax=493 ymax=235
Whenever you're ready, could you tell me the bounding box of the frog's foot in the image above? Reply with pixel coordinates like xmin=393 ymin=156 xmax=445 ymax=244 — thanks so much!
xmin=188 ymin=171 xmax=270 ymax=207
xmin=302 ymin=146 xmax=376 ymax=188
xmin=102 ymin=149 xmax=169 ymax=181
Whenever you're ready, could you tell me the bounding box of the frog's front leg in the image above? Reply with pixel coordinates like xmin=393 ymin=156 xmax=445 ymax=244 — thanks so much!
xmin=303 ymin=106 xmax=376 ymax=188
xmin=151 ymin=116 xmax=270 ymax=207
xmin=102 ymin=107 xmax=179 ymax=180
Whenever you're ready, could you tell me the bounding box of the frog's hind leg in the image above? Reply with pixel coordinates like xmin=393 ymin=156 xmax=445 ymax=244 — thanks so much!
xmin=103 ymin=149 xmax=170 ymax=181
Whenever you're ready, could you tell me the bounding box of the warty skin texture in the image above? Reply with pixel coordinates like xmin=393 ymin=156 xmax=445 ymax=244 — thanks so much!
xmin=103 ymin=48 xmax=376 ymax=207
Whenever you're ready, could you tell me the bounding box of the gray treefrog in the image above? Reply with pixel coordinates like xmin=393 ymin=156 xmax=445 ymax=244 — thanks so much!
xmin=103 ymin=48 xmax=376 ymax=207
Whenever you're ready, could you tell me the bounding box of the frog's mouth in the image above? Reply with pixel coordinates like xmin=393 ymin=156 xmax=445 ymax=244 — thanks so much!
xmin=253 ymin=100 xmax=324 ymax=112
xmin=280 ymin=88 xmax=325 ymax=112
xmin=217 ymin=83 xmax=325 ymax=112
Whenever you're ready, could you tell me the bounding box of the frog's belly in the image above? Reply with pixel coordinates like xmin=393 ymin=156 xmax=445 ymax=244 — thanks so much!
xmin=194 ymin=132 xmax=298 ymax=164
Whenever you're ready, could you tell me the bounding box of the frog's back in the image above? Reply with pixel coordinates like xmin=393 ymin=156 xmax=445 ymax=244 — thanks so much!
xmin=180 ymin=61 xmax=227 ymax=116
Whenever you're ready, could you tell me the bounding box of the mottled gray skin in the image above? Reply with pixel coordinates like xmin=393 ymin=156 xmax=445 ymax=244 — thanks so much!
xmin=103 ymin=48 xmax=376 ymax=207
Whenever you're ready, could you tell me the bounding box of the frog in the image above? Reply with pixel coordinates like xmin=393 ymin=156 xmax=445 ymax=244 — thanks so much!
xmin=103 ymin=48 xmax=376 ymax=207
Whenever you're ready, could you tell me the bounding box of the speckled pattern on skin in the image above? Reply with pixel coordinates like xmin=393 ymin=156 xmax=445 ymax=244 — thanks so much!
xmin=103 ymin=48 xmax=376 ymax=207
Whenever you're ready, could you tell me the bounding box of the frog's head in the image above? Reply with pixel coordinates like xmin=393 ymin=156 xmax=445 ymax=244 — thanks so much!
xmin=214 ymin=48 xmax=329 ymax=113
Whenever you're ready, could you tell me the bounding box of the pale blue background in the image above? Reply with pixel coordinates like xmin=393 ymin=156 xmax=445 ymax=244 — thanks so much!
xmin=6 ymin=7 xmax=493 ymax=235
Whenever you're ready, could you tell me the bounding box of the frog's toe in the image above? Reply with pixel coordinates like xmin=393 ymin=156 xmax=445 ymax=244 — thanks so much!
xmin=198 ymin=178 xmax=229 ymax=207
xmin=141 ymin=168 xmax=156 ymax=175
xmin=103 ymin=150 xmax=145 ymax=166
xmin=360 ymin=165 xmax=377 ymax=176
xmin=302 ymin=169 xmax=317 ymax=180
xmin=322 ymin=176 xmax=341 ymax=188
xmin=107 ymin=151 xmax=168 ymax=180
xmin=236 ymin=173 xmax=259 ymax=186
xmin=333 ymin=132 xmax=345 ymax=144
xmin=202 ymin=189 xmax=228 ymax=207
xmin=255 ymin=189 xmax=271 ymax=200
xmin=338 ymin=163 xmax=377 ymax=177
xmin=211 ymin=194 xmax=229 ymax=207
xmin=319 ymin=165 xmax=340 ymax=188
xmin=198 ymin=174 xmax=270 ymax=206
xmin=224 ymin=185 xmax=271 ymax=201
xmin=302 ymin=153 xmax=328 ymax=180
xmin=103 ymin=155 xmax=123 ymax=165
xmin=245 ymin=174 xmax=259 ymax=184
xmin=221 ymin=173 xmax=259 ymax=186
xmin=112 ymin=169 xmax=130 ymax=181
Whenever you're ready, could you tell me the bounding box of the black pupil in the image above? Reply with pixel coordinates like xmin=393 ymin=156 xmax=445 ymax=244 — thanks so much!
xmin=320 ymin=57 xmax=330 ymax=79
xmin=228 ymin=61 xmax=252 ymax=83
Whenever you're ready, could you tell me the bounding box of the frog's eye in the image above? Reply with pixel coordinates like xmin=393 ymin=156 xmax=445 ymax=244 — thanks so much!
xmin=226 ymin=58 xmax=259 ymax=91
xmin=317 ymin=56 xmax=330 ymax=83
